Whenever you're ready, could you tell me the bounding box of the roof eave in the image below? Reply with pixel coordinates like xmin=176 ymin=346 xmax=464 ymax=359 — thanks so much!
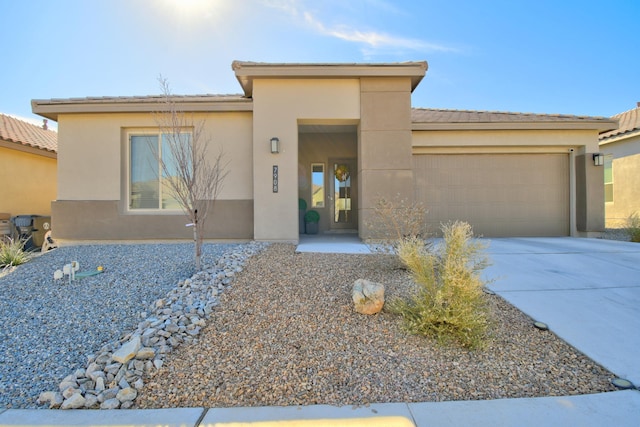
xmin=0 ymin=139 xmax=57 ymax=158
xmin=600 ymin=128 xmax=640 ymax=145
xmin=412 ymin=120 xmax=618 ymax=132
xmin=31 ymin=98 xmax=254 ymax=121
xmin=232 ymin=60 xmax=428 ymax=97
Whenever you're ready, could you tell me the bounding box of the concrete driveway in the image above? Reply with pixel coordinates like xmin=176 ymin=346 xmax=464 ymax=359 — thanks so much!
xmin=483 ymin=237 xmax=640 ymax=386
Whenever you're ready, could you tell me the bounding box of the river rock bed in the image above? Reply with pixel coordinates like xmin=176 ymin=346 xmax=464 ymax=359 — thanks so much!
xmin=0 ymin=241 xmax=264 ymax=409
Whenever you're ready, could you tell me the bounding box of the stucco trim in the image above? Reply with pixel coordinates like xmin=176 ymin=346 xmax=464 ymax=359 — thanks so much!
xmin=233 ymin=61 xmax=427 ymax=97
xmin=31 ymin=96 xmax=253 ymax=121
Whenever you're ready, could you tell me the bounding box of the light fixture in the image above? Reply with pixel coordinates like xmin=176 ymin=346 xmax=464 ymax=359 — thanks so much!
xmin=270 ymin=137 xmax=280 ymax=154
xmin=593 ymin=153 xmax=604 ymax=166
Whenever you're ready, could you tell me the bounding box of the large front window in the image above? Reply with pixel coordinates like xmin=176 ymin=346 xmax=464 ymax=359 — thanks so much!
xmin=129 ymin=132 xmax=190 ymax=210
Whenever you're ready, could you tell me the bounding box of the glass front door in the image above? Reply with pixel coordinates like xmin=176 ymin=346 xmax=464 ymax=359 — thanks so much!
xmin=330 ymin=159 xmax=357 ymax=230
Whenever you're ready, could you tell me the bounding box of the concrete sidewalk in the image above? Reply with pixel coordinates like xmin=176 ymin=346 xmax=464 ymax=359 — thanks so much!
xmin=1 ymin=237 xmax=639 ymax=426
xmin=1 ymin=391 xmax=638 ymax=426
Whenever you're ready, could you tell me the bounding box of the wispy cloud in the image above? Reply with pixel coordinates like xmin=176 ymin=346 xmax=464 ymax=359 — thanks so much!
xmin=263 ymin=0 xmax=458 ymax=56
xmin=303 ymin=12 xmax=456 ymax=54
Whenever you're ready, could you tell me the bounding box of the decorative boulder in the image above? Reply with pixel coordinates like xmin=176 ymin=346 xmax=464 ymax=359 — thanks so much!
xmin=352 ymin=279 xmax=385 ymax=315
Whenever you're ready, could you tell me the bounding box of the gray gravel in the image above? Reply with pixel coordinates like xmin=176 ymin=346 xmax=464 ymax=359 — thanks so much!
xmin=135 ymin=244 xmax=617 ymax=409
xmin=0 ymin=242 xmax=240 ymax=409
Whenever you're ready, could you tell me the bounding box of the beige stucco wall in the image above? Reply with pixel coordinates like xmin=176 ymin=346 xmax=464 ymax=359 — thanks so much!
xmin=0 ymin=145 xmax=56 ymax=216
xmin=252 ymin=79 xmax=360 ymax=241
xmin=52 ymin=111 xmax=254 ymax=239
xmin=57 ymin=112 xmax=253 ymax=200
xmin=411 ymin=128 xmax=605 ymax=235
xmin=359 ymin=77 xmax=414 ymax=239
xmin=601 ymin=134 xmax=640 ymax=227
xmin=412 ymin=129 xmax=600 ymax=151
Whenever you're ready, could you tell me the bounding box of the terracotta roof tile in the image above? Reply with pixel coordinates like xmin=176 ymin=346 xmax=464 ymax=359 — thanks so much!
xmin=0 ymin=114 xmax=57 ymax=153
xmin=412 ymin=108 xmax=610 ymax=123
xmin=599 ymin=106 xmax=640 ymax=140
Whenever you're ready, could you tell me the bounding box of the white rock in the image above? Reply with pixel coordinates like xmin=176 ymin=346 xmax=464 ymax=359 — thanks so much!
xmin=112 ymin=335 xmax=141 ymax=364
xmin=84 ymin=394 xmax=99 ymax=408
xmin=116 ymin=387 xmax=138 ymax=402
xmin=62 ymin=387 xmax=80 ymax=399
xmin=100 ymin=398 xmax=120 ymax=409
xmin=37 ymin=391 xmax=63 ymax=408
xmin=61 ymin=393 xmax=86 ymax=409
xmin=352 ymin=279 xmax=385 ymax=315
xmin=95 ymin=376 xmax=105 ymax=392
xmin=135 ymin=347 xmax=156 ymax=360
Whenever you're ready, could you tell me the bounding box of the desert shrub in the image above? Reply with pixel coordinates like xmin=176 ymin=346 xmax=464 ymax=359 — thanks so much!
xmin=625 ymin=212 xmax=640 ymax=242
xmin=366 ymin=196 xmax=428 ymax=253
xmin=0 ymin=237 xmax=30 ymax=268
xmin=389 ymin=221 xmax=492 ymax=349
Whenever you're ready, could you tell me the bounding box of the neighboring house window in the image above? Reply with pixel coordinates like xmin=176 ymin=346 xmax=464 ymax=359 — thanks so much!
xmin=129 ymin=132 xmax=191 ymax=210
xmin=604 ymin=154 xmax=613 ymax=203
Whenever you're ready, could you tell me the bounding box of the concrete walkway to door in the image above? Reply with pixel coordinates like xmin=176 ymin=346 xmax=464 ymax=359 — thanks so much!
xmin=482 ymin=237 xmax=640 ymax=386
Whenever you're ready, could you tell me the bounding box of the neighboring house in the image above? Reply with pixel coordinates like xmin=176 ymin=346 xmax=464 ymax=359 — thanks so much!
xmin=31 ymin=61 xmax=616 ymax=242
xmin=599 ymin=103 xmax=640 ymax=228
xmin=0 ymin=114 xmax=57 ymax=216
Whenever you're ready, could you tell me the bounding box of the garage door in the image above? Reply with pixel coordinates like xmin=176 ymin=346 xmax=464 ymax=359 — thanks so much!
xmin=414 ymin=154 xmax=569 ymax=237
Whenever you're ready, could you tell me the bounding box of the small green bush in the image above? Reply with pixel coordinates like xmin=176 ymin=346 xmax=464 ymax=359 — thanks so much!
xmin=625 ymin=212 xmax=640 ymax=243
xmin=0 ymin=237 xmax=30 ymax=268
xmin=304 ymin=210 xmax=320 ymax=223
xmin=298 ymin=198 xmax=307 ymax=211
xmin=389 ymin=221 xmax=492 ymax=349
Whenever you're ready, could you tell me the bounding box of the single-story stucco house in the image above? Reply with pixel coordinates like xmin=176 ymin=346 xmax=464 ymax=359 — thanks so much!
xmin=599 ymin=103 xmax=640 ymax=228
xmin=0 ymin=114 xmax=57 ymax=217
xmin=31 ymin=61 xmax=617 ymax=242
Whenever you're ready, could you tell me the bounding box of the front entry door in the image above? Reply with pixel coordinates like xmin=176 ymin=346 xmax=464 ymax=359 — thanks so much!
xmin=329 ymin=158 xmax=357 ymax=230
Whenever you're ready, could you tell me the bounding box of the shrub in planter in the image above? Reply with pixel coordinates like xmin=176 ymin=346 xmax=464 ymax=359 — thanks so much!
xmin=304 ymin=210 xmax=320 ymax=234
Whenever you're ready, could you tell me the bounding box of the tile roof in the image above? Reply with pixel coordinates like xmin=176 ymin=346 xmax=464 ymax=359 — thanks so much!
xmin=35 ymin=94 xmax=247 ymax=105
xmin=412 ymin=108 xmax=610 ymax=123
xmin=0 ymin=114 xmax=57 ymax=153
xmin=599 ymin=105 xmax=640 ymax=140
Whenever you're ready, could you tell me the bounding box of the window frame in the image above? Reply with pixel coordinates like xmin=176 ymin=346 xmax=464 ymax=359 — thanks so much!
xmin=604 ymin=154 xmax=613 ymax=204
xmin=126 ymin=130 xmax=192 ymax=213
xmin=310 ymin=163 xmax=325 ymax=208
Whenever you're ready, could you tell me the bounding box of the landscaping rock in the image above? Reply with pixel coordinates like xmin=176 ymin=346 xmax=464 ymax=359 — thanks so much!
xmin=100 ymin=398 xmax=120 ymax=409
xmin=352 ymin=279 xmax=385 ymax=315
xmin=112 ymin=336 xmax=141 ymax=364
xmin=60 ymin=392 xmax=85 ymax=409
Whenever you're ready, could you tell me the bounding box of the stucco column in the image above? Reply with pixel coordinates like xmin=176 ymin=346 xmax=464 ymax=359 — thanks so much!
xmin=359 ymin=77 xmax=414 ymax=239
xmin=575 ymin=153 xmax=605 ymax=234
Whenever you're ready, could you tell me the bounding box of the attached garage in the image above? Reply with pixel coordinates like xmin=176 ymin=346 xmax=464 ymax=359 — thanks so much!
xmin=413 ymin=153 xmax=570 ymax=237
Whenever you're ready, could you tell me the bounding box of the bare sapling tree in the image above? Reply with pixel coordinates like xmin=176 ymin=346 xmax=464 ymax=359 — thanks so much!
xmin=154 ymin=76 xmax=229 ymax=270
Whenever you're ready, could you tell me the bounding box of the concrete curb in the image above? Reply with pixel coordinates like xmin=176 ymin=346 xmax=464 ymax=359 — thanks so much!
xmin=1 ymin=391 xmax=639 ymax=427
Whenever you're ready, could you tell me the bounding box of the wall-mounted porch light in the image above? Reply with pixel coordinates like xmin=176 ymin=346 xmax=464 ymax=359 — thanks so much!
xmin=270 ymin=137 xmax=280 ymax=154
xmin=593 ymin=153 xmax=604 ymax=166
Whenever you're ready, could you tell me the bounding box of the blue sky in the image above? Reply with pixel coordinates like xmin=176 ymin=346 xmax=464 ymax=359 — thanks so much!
xmin=2 ymin=0 xmax=638 ymax=129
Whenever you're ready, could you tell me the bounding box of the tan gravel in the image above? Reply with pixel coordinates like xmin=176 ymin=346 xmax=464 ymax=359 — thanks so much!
xmin=135 ymin=244 xmax=616 ymax=408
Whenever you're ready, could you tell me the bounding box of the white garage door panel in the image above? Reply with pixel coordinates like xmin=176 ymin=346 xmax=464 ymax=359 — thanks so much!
xmin=414 ymin=154 xmax=569 ymax=237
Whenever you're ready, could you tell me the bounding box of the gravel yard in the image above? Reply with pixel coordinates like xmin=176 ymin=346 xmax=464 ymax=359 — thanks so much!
xmin=0 ymin=242 xmax=240 ymax=409
xmin=135 ymin=243 xmax=617 ymax=409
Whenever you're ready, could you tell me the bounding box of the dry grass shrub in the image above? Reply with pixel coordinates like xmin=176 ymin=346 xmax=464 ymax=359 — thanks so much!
xmin=389 ymin=221 xmax=492 ymax=349
xmin=366 ymin=196 xmax=428 ymax=253
xmin=0 ymin=237 xmax=30 ymax=270
xmin=625 ymin=212 xmax=640 ymax=242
